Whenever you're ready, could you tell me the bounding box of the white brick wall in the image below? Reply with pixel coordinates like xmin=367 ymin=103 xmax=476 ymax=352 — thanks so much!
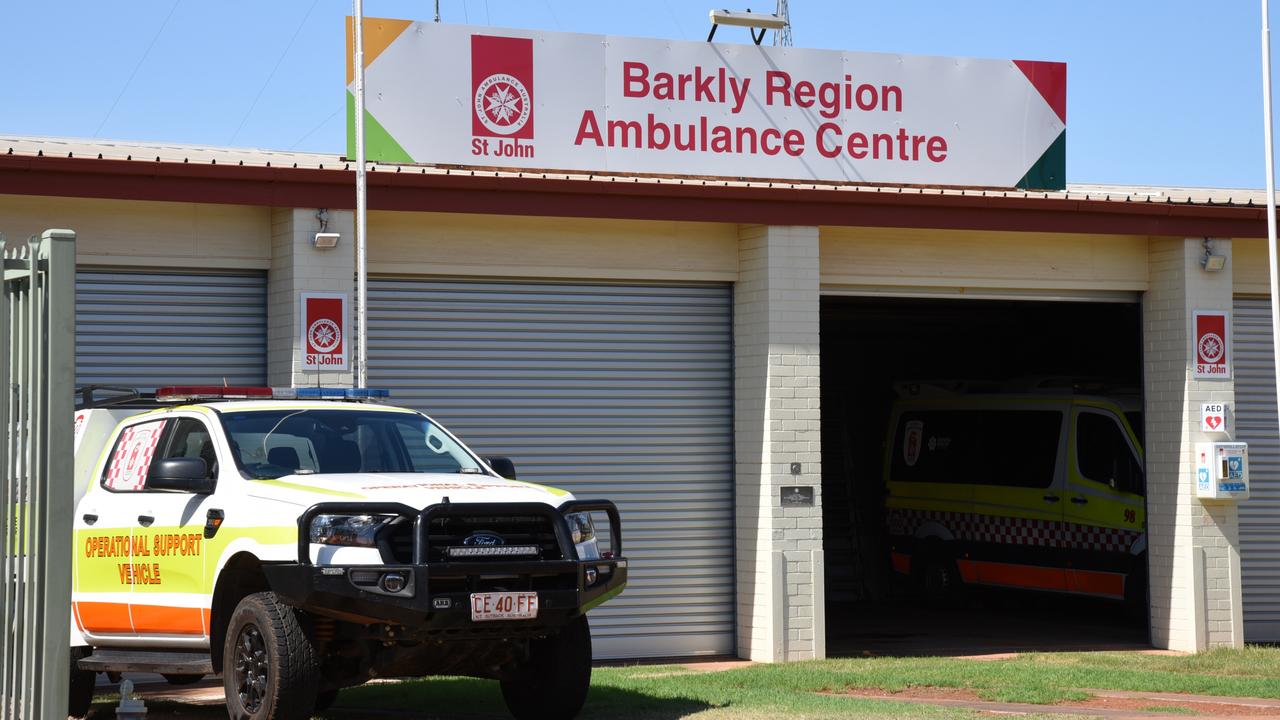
xmin=267 ymin=208 xmax=356 ymax=387
xmin=1143 ymin=237 xmax=1243 ymax=651
xmin=734 ymin=225 xmax=825 ymax=662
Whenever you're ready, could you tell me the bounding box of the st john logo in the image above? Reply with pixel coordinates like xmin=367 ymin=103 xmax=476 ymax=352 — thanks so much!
xmin=471 ymin=35 xmax=536 ymax=159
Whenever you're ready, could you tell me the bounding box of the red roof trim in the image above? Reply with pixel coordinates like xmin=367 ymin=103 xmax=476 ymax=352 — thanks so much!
xmin=0 ymin=154 xmax=1266 ymax=237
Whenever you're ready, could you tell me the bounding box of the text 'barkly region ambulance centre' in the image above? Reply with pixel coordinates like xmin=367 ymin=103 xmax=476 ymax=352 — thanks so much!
xmin=2 ymin=16 xmax=1277 ymax=664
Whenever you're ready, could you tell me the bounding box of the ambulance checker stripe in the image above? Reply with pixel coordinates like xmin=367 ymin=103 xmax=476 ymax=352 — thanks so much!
xmin=888 ymin=508 xmax=1141 ymax=553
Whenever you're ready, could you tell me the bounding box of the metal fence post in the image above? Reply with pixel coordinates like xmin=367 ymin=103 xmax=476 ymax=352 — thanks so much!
xmin=39 ymin=229 xmax=75 ymax=718
xmin=0 ymin=228 xmax=75 ymax=719
xmin=0 ymin=232 xmax=9 ymax=718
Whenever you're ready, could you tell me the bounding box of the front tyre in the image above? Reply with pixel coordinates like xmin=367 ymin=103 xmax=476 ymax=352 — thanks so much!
xmin=500 ymin=615 xmax=592 ymax=720
xmin=222 ymin=591 xmax=320 ymax=720
xmin=917 ymin=548 xmax=964 ymax=609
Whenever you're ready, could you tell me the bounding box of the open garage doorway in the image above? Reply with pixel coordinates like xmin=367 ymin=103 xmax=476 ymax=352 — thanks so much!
xmin=821 ymin=296 xmax=1150 ymax=657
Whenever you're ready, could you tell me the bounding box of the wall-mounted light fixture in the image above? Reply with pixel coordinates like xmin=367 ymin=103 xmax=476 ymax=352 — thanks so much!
xmin=313 ymin=208 xmax=340 ymax=249
xmin=1201 ymin=238 xmax=1226 ymax=272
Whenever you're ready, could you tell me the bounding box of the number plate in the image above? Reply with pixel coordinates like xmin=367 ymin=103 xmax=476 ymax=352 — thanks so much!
xmin=470 ymin=592 xmax=539 ymax=622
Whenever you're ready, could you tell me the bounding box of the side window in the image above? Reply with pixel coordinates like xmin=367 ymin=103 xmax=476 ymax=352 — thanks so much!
xmin=978 ymin=411 xmax=1063 ymax=489
xmin=102 ymin=419 xmax=169 ymax=492
xmin=890 ymin=411 xmax=981 ymax=484
xmin=155 ymin=418 xmax=217 ymax=481
xmin=1077 ymin=411 xmax=1145 ymax=495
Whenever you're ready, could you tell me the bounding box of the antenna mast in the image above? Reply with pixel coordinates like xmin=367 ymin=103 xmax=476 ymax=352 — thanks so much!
xmin=774 ymin=0 xmax=792 ymax=46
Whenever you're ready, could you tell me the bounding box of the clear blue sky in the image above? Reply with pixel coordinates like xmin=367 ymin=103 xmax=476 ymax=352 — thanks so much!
xmin=1 ymin=1 xmax=1272 ymax=188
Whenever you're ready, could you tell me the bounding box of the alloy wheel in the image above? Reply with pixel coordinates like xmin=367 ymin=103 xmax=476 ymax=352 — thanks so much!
xmin=234 ymin=623 xmax=269 ymax=713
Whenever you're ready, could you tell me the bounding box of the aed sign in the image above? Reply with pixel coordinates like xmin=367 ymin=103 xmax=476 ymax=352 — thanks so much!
xmin=346 ymin=18 xmax=1067 ymax=189
xmin=1193 ymin=311 xmax=1230 ymax=380
xmin=1201 ymin=402 xmax=1227 ymax=433
xmin=301 ymin=292 xmax=348 ymax=370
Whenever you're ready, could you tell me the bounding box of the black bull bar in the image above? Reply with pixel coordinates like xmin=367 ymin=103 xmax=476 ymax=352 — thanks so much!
xmin=262 ymin=500 xmax=626 ymax=628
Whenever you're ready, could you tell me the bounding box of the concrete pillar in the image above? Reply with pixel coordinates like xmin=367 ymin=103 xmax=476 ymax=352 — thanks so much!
xmin=267 ymin=208 xmax=355 ymax=387
xmin=1143 ymin=237 xmax=1244 ymax=651
xmin=734 ymin=225 xmax=825 ymax=662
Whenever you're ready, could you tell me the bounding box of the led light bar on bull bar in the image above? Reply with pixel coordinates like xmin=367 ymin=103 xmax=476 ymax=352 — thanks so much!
xmin=154 ymin=386 xmax=391 ymax=402
xmin=446 ymin=545 xmax=541 ymax=559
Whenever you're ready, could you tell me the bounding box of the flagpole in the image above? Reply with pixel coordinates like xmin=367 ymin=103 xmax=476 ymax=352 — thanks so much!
xmin=353 ymin=0 xmax=369 ymax=388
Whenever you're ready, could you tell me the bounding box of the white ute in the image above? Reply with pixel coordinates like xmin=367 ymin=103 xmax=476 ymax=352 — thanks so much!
xmin=69 ymin=386 xmax=627 ymax=720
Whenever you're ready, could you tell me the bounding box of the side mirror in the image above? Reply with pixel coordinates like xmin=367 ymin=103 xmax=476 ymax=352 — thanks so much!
xmin=149 ymin=458 xmax=216 ymax=494
xmin=485 ymin=456 xmax=517 ymax=480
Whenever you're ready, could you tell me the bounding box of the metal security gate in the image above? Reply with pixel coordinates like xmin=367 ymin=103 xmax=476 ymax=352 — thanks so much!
xmin=76 ymin=270 xmax=267 ymax=390
xmin=369 ymin=278 xmax=735 ymax=659
xmin=2 ymin=230 xmax=75 ymax=718
xmin=1233 ymin=297 xmax=1280 ymax=642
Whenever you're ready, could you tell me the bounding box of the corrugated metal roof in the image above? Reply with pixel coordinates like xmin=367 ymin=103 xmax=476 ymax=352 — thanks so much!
xmin=2 ymin=134 xmax=1269 ymax=208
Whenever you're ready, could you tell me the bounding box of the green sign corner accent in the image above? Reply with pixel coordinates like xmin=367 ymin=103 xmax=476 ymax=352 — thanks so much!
xmin=1016 ymin=131 xmax=1066 ymax=191
xmin=346 ymin=91 xmax=415 ymax=164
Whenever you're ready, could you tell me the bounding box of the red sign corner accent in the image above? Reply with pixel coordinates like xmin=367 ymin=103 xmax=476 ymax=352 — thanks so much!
xmin=1013 ymin=60 xmax=1066 ymax=125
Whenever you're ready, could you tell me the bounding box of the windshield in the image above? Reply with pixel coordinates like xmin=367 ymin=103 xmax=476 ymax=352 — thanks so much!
xmin=1124 ymin=411 xmax=1145 ymax=448
xmin=219 ymin=409 xmax=484 ymax=479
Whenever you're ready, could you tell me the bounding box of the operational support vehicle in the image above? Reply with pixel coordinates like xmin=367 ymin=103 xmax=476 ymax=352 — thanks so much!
xmin=883 ymin=384 xmax=1146 ymax=609
xmin=69 ymin=386 xmax=627 ymax=720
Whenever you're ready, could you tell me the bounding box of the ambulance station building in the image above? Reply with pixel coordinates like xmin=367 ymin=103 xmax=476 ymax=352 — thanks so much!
xmin=2 ymin=20 xmax=1278 ymax=662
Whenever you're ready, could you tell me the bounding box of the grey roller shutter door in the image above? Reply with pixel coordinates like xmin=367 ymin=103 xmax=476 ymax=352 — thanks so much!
xmin=1232 ymin=297 xmax=1280 ymax=642
xmin=76 ymin=270 xmax=267 ymax=391
xmin=369 ymin=278 xmax=734 ymax=659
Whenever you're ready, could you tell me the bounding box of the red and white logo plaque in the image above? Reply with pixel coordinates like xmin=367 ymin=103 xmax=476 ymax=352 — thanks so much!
xmin=471 ymin=35 xmax=534 ymax=140
xmin=1193 ymin=311 xmax=1230 ymax=380
xmin=301 ymin=292 xmax=349 ymax=371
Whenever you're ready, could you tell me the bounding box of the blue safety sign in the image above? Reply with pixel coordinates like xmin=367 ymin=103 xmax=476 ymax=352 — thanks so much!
xmin=1227 ymin=456 xmax=1244 ymax=480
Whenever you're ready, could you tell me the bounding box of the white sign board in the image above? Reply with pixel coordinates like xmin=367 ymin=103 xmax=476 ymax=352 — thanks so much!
xmin=1201 ymin=403 xmax=1227 ymax=433
xmin=347 ymin=19 xmax=1067 ymax=189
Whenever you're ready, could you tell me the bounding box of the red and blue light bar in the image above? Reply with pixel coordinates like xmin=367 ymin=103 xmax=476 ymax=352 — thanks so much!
xmin=154 ymin=386 xmax=390 ymax=402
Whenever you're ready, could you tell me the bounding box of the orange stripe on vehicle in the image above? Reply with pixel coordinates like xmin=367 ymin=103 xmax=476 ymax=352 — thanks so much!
xmin=1067 ymin=569 xmax=1125 ymax=598
xmin=129 ymin=604 xmax=205 ymax=636
xmin=890 ymin=552 xmax=912 ymax=575
xmin=956 ymin=559 xmax=1068 ymax=592
xmin=74 ymin=601 xmax=133 ymax=634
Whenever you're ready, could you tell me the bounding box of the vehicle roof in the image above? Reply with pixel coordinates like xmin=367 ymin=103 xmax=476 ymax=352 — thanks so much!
xmin=893 ymin=393 xmax=1143 ymax=413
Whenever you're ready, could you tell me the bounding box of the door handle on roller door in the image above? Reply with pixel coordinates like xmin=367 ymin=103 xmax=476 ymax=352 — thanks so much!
xmin=1042 ymin=494 xmax=1061 ymax=503
xmin=138 ymin=515 xmax=155 ymax=527
xmin=1071 ymin=497 xmax=1089 ymax=505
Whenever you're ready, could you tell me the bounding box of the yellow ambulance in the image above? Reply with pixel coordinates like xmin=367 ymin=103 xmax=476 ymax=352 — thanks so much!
xmin=883 ymin=387 xmax=1146 ymax=608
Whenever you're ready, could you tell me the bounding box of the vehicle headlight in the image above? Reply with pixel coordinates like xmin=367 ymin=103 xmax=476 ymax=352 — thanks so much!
xmin=309 ymin=514 xmax=394 ymax=547
xmin=566 ymin=512 xmax=595 ymax=544
xmin=565 ymin=512 xmax=601 ymax=560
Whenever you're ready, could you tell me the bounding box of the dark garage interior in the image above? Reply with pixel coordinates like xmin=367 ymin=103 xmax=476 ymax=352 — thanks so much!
xmin=820 ymin=296 xmax=1150 ymax=656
